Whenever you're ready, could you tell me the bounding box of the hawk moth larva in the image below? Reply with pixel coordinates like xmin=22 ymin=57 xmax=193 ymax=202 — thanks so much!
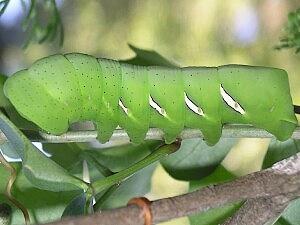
xmin=3 ymin=53 xmax=298 ymax=145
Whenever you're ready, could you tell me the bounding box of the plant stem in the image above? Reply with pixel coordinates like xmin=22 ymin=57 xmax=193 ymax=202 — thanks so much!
xmin=46 ymin=152 xmax=300 ymax=225
xmin=93 ymin=183 xmax=120 ymax=211
xmin=0 ymin=153 xmax=30 ymax=225
xmin=82 ymin=152 xmax=114 ymax=177
xmin=90 ymin=141 xmax=180 ymax=195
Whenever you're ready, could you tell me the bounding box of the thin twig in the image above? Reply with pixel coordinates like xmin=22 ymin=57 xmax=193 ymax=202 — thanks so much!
xmin=0 ymin=153 xmax=30 ymax=225
xmin=45 ymin=153 xmax=300 ymax=225
xmin=4 ymin=125 xmax=299 ymax=143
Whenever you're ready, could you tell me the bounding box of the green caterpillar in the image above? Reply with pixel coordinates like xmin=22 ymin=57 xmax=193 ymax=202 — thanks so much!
xmin=3 ymin=53 xmax=298 ymax=145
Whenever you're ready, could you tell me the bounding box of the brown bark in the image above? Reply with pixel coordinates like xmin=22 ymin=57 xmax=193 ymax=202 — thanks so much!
xmin=222 ymin=195 xmax=296 ymax=225
xmin=45 ymin=153 xmax=300 ymax=225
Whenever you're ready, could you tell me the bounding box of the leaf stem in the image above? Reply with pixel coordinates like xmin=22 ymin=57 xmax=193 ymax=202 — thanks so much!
xmin=82 ymin=152 xmax=114 ymax=177
xmin=90 ymin=141 xmax=180 ymax=195
xmin=93 ymin=183 xmax=120 ymax=211
xmin=0 ymin=153 xmax=30 ymax=225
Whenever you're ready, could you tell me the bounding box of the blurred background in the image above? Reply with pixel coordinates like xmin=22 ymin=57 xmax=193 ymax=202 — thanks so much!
xmin=1 ymin=1 xmax=300 ymax=224
xmin=1 ymin=0 xmax=300 ymax=106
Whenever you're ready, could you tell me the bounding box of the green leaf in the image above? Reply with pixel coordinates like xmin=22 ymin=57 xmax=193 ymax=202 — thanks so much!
xmin=189 ymin=165 xmax=236 ymax=191
xmin=120 ymin=44 xmax=178 ymax=67
xmin=276 ymin=8 xmax=300 ymax=53
xmin=83 ymin=152 xmax=113 ymax=178
xmin=189 ymin=202 xmax=243 ymax=225
xmin=22 ymin=148 xmax=86 ymax=192
xmin=0 ymin=163 xmax=81 ymax=225
xmin=62 ymin=192 xmax=86 ymax=217
xmin=161 ymin=138 xmax=237 ymax=180
xmin=263 ymin=139 xmax=300 ymax=169
xmin=0 ymin=141 xmax=19 ymax=159
xmin=85 ymin=140 xmax=162 ymax=172
xmin=92 ymin=142 xmax=179 ymax=194
xmin=43 ymin=143 xmax=83 ymax=171
xmin=21 ymin=0 xmax=64 ymax=47
xmin=0 ymin=111 xmax=88 ymax=192
xmin=275 ymin=198 xmax=300 ymax=225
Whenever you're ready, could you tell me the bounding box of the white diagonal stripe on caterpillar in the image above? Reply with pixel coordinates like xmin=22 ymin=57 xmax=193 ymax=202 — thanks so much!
xmin=149 ymin=95 xmax=167 ymax=117
xmin=118 ymin=99 xmax=129 ymax=115
xmin=220 ymin=85 xmax=245 ymax=114
xmin=184 ymin=92 xmax=204 ymax=116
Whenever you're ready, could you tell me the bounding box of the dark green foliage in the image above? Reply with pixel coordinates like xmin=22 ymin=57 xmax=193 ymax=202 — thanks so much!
xmin=0 ymin=0 xmax=10 ymax=16
xmin=0 ymin=0 xmax=63 ymax=47
xmin=62 ymin=193 xmax=86 ymax=217
xmin=263 ymin=139 xmax=300 ymax=169
xmin=121 ymin=44 xmax=178 ymax=67
xmin=189 ymin=202 xmax=242 ymax=225
xmin=276 ymin=8 xmax=300 ymax=53
xmin=161 ymin=138 xmax=236 ymax=180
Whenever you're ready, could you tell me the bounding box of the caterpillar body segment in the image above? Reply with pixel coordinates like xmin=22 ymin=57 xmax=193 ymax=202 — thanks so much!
xmin=95 ymin=58 xmax=121 ymax=143
xmin=119 ymin=63 xmax=150 ymax=143
xmin=218 ymin=65 xmax=297 ymax=141
xmin=64 ymin=53 xmax=103 ymax=122
xmin=148 ymin=67 xmax=185 ymax=143
xmin=182 ymin=67 xmax=222 ymax=145
xmin=3 ymin=69 xmax=70 ymax=133
xmin=3 ymin=53 xmax=298 ymax=145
